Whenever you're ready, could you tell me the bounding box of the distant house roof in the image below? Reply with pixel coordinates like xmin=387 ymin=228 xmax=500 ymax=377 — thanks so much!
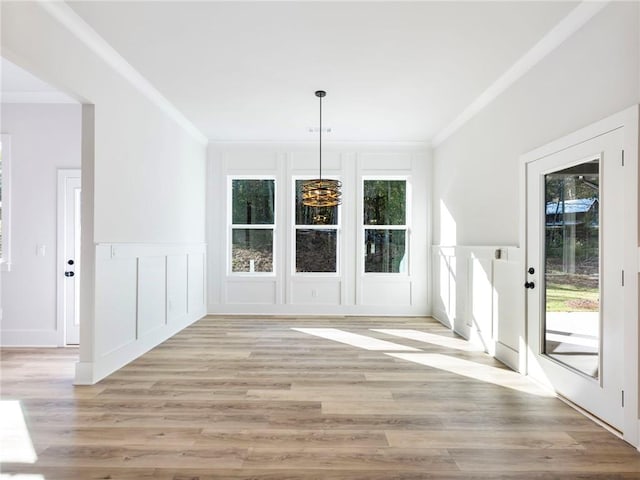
xmin=546 ymin=198 xmax=597 ymax=215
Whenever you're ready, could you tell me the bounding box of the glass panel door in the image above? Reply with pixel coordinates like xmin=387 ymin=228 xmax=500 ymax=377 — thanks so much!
xmin=526 ymin=126 xmax=624 ymax=432
xmin=544 ymin=160 xmax=600 ymax=378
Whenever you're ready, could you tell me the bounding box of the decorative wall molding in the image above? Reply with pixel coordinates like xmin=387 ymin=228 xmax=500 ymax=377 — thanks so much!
xmin=74 ymin=242 xmax=207 ymax=384
xmin=431 ymin=245 xmax=523 ymax=372
xmin=207 ymin=144 xmax=430 ymax=317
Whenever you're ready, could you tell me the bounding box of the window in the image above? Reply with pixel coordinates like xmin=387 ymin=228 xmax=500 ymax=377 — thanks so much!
xmin=0 ymin=135 xmax=11 ymax=270
xmin=229 ymin=178 xmax=275 ymax=274
xmin=294 ymin=178 xmax=339 ymax=273
xmin=363 ymin=178 xmax=408 ymax=273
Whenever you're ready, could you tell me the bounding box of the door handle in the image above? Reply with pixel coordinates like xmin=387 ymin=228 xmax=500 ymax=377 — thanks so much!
xmin=64 ymin=271 xmax=75 ymax=277
xmin=524 ymin=281 xmax=535 ymax=289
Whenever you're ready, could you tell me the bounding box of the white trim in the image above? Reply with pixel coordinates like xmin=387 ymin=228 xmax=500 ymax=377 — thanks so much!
xmin=291 ymin=175 xmax=342 ymax=277
xmin=227 ymin=176 xmax=277 ymax=276
xmin=361 ymin=176 xmax=411 ymax=276
xmin=521 ymin=115 xmax=630 ymax=164
xmin=209 ymin=141 xmax=431 ymax=148
xmin=0 ymin=135 xmax=12 ymax=271
xmin=433 ymin=1 xmax=609 ymax=146
xmin=37 ymin=1 xmax=207 ymax=145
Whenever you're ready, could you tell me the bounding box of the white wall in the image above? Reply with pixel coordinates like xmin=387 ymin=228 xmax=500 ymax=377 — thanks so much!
xmin=431 ymin=1 xmax=640 ymax=439
xmin=433 ymin=1 xmax=639 ymax=246
xmin=432 ymin=2 xmax=638 ymax=333
xmin=1 ymin=3 xmax=207 ymax=244
xmin=0 ymin=103 xmax=81 ymax=345
xmin=1 ymin=3 xmax=207 ymax=382
xmin=208 ymin=144 xmax=430 ymax=316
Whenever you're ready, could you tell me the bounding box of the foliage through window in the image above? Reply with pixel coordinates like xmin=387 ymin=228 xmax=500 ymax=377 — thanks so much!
xmin=230 ymin=179 xmax=275 ymax=273
xmin=363 ymin=179 xmax=408 ymax=273
xmin=295 ymin=179 xmax=339 ymax=273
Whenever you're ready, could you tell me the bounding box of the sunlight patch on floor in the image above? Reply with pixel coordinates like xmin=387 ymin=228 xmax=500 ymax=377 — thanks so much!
xmin=386 ymin=353 xmax=553 ymax=397
xmin=371 ymin=329 xmax=484 ymax=352
xmin=0 ymin=400 xmax=38 ymax=464
xmin=292 ymin=328 xmax=421 ymax=351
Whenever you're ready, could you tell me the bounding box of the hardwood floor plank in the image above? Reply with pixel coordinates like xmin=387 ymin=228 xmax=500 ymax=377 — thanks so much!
xmin=450 ymin=448 xmax=640 ymax=472
xmin=31 ymin=445 xmax=247 ymax=468
xmin=2 ymin=315 xmax=638 ymax=478
xmin=385 ymin=430 xmax=583 ymax=450
xmin=195 ymin=429 xmax=389 ymax=448
xmin=242 ymin=447 xmax=457 ymax=471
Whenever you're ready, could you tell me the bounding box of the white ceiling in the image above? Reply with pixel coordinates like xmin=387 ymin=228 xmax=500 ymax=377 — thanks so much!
xmin=66 ymin=2 xmax=578 ymax=141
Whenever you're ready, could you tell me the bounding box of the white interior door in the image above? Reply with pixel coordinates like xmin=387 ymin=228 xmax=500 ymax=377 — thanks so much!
xmin=59 ymin=170 xmax=81 ymax=345
xmin=526 ymin=127 xmax=624 ymax=431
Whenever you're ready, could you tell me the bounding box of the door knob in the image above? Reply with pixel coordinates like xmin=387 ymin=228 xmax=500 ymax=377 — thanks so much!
xmin=64 ymin=271 xmax=75 ymax=277
xmin=524 ymin=281 xmax=535 ymax=289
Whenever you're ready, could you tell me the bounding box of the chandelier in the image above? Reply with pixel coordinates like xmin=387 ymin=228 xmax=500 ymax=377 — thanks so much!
xmin=301 ymin=90 xmax=342 ymax=208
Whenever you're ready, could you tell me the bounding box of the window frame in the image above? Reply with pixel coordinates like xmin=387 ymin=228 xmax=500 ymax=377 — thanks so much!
xmin=0 ymin=134 xmax=12 ymax=271
xmin=227 ymin=175 xmax=277 ymax=276
xmin=361 ymin=175 xmax=411 ymax=276
xmin=292 ymin=175 xmax=342 ymax=277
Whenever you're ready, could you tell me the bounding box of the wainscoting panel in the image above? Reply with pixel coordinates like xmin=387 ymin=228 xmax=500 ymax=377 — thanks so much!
xmin=226 ymin=280 xmax=277 ymax=305
xmin=432 ymin=246 xmax=522 ymax=371
xmin=188 ymin=252 xmax=205 ymax=314
xmin=76 ymin=243 xmax=206 ymax=384
xmin=289 ymin=150 xmax=342 ymax=171
xmin=223 ymin=151 xmax=278 ymax=171
xmin=468 ymin=257 xmax=493 ymax=347
xmin=494 ymin=257 xmax=523 ymax=364
xmin=360 ymin=279 xmax=412 ymax=306
xmin=167 ymin=254 xmax=188 ymax=324
xmin=357 ymin=152 xmax=412 ymax=170
xmin=137 ymin=256 xmax=166 ymax=336
xmin=290 ymin=279 xmax=341 ymax=305
xmin=95 ymin=250 xmax=137 ymax=356
xmin=432 ymin=247 xmax=456 ymax=327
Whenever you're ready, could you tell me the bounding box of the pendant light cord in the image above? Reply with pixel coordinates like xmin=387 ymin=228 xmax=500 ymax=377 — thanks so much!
xmin=319 ymin=93 xmax=323 ymax=182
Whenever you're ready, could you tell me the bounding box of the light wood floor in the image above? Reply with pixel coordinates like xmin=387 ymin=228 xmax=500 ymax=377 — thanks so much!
xmin=2 ymin=316 xmax=640 ymax=479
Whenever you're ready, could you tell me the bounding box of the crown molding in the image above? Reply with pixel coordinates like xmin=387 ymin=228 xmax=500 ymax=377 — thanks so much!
xmin=37 ymin=0 xmax=208 ymax=145
xmin=208 ymin=140 xmax=431 ymax=148
xmin=432 ymin=0 xmax=609 ymax=147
